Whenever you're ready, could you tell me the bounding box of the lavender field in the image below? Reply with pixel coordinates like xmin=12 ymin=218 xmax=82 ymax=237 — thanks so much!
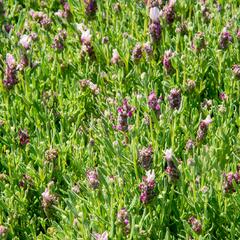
xmin=0 ymin=0 xmax=240 ymax=239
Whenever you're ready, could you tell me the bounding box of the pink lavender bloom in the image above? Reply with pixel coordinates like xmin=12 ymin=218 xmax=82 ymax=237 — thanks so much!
xmin=149 ymin=20 xmax=161 ymax=42
xmin=19 ymin=34 xmax=32 ymax=50
xmin=138 ymin=145 xmax=153 ymax=169
xmin=52 ymin=30 xmax=67 ymax=51
xmin=18 ymin=129 xmax=30 ymax=145
xmin=219 ymin=28 xmax=233 ymax=49
xmin=131 ymin=43 xmax=143 ymax=62
xmin=42 ymin=184 xmax=57 ymax=209
xmin=188 ymin=216 xmax=202 ymax=234
xmin=148 ymin=91 xmax=162 ymax=114
xmin=81 ymin=29 xmax=91 ymax=45
xmin=219 ymin=92 xmax=228 ymax=101
xmin=86 ymin=169 xmax=99 ymax=189
xmin=192 ymin=32 xmax=206 ymax=52
xmin=237 ymin=29 xmax=240 ymax=40
xmin=17 ymin=54 xmax=29 ymax=71
xmin=114 ymin=99 xmax=135 ymax=132
xmin=149 ymin=6 xmax=160 ymax=22
xmin=3 ymin=54 xmax=18 ymax=88
xmin=93 ymin=231 xmax=108 ymax=240
xmin=168 ymin=88 xmax=181 ymax=110
xmin=84 ymin=0 xmax=97 ymax=16
xmin=79 ymin=79 xmax=99 ymax=95
xmin=139 ymin=170 xmax=156 ymax=204
xmin=0 ymin=225 xmax=7 ymax=237
xmin=111 ymin=49 xmax=120 ymax=65
xmin=232 ymin=64 xmax=240 ymax=79
xmin=163 ymin=50 xmax=175 ymax=73
xmin=196 ymin=115 xmax=212 ymax=141
xmin=56 ymin=2 xmax=71 ymax=19
xmin=80 ymin=29 xmax=95 ymax=57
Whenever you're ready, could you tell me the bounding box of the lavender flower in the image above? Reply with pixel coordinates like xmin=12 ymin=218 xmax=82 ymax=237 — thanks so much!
xmin=168 ymin=88 xmax=181 ymax=110
xmin=201 ymin=4 xmax=211 ymax=22
xmin=163 ymin=1 xmax=176 ymax=24
xmin=114 ymin=99 xmax=135 ymax=132
xmin=139 ymin=170 xmax=156 ymax=204
xmin=52 ymin=30 xmax=67 ymax=51
xmin=232 ymin=64 xmax=240 ymax=79
xmin=79 ymin=79 xmax=99 ymax=95
xmin=131 ymin=43 xmax=143 ymax=62
xmin=185 ymin=139 xmax=195 ymax=151
xmin=219 ymin=28 xmax=233 ymax=49
xmin=186 ymin=79 xmax=196 ymax=92
xmin=19 ymin=34 xmax=32 ymax=50
xmin=192 ymin=32 xmax=206 ymax=52
xmin=188 ymin=216 xmax=202 ymax=234
xmin=0 ymin=225 xmax=7 ymax=237
xmin=80 ymin=29 xmax=95 ymax=57
xmin=237 ymin=29 xmax=240 ymax=40
xmin=45 ymin=148 xmax=58 ymax=162
xmin=84 ymin=0 xmax=97 ymax=16
xmin=196 ymin=115 xmax=212 ymax=141
xmin=19 ymin=174 xmax=33 ymax=188
xmin=176 ymin=21 xmax=188 ymax=35
xmin=111 ymin=49 xmax=120 ymax=65
xmin=55 ymin=2 xmax=71 ymax=19
xmin=148 ymin=91 xmax=162 ymax=114
xmin=3 ymin=53 xmax=18 ymax=88
xmin=117 ymin=208 xmax=130 ymax=234
xmin=93 ymin=231 xmax=108 ymax=240
xmin=223 ymin=171 xmax=240 ymax=193
xmin=29 ymin=10 xmax=52 ymax=28
xmin=149 ymin=6 xmax=161 ymax=42
xmin=17 ymin=54 xmax=29 ymax=71
xmin=143 ymin=42 xmax=153 ymax=59
xmin=138 ymin=145 xmax=153 ymax=169
xmin=219 ymin=92 xmax=228 ymax=101
xmin=163 ymin=50 xmax=175 ymax=73
xmin=164 ymin=149 xmax=179 ymax=181
xmin=86 ymin=169 xmax=99 ymax=189
xmin=42 ymin=183 xmax=57 ymax=209
xmin=18 ymin=129 xmax=30 ymax=145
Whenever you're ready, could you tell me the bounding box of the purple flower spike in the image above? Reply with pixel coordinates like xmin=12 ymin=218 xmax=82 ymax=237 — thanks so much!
xmin=84 ymin=0 xmax=97 ymax=16
xmin=18 ymin=129 xmax=30 ymax=145
xmin=196 ymin=115 xmax=212 ymax=141
xmin=163 ymin=50 xmax=175 ymax=73
xmin=188 ymin=216 xmax=202 ymax=234
xmin=138 ymin=145 xmax=153 ymax=169
xmin=86 ymin=169 xmax=99 ymax=189
xmin=3 ymin=54 xmax=18 ymax=89
xmin=232 ymin=64 xmax=240 ymax=79
xmin=168 ymin=88 xmax=181 ymax=110
xmin=148 ymin=91 xmax=162 ymax=114
xmin=131 ymin=43 xmax=143 ymax=62
xmin=219 ymin=28 xmax=233 ymax=49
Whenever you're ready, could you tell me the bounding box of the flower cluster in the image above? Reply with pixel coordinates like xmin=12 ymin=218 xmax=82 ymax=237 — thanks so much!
xmin=3 ymin=54 xmax=18 ymax=88
xmin=29 ymin=10 xmax=52 ymax=28
xmin=52 ymin=30 xmax=67 ymax=51
xmin=79 ymin=79 xmax=100 ymax=95
xmin=114 ymin=99 xmax=135 ymax=132
xmin=163 ymin=1 xmax=176 ymax=24
xmin=80 ymin=28 xmax=95 ymax=57
xmin=18 ymin=129 xmax=30 ymax=146
xmin=219 ymin=28 xmax=233 ymax=49
xmin=45 ymin=148 xmax=58 ymax=163
xmin=163 ymin=50 xmax=175 ymax=73
xmin=84 ymin=0 xmax=97 ymax=16
xmin=196 ymin=115 xmax=212 ymax=141
xmin=188 ymin=216 xmax=202 ymax=234
xmin=86 ymin=169 xmax=99 ymax=189
xmin=139 ymin=170 xmax=156 ymax=204
xmin=232 ymin=64 xmax=240 ymax=79
xmin=42 ymin=182 xmax=57 ymax=210
xmin=223 ymin=170 xmax=240 ymax=193
xmin=149 ymin=6 xmax=161 ymax=42
xmin=164 ymin=149 xmax=179 ymax=182
xmin=168 ymin=88 xmax=181 ymax=110
xmin=117 ymin=208 xmax=130 ymax=234
xmin=138 ymin=145 xmax=153 ymax=169
xmin=55 ymin=1 xmax=71 ymax=19
xmin=192 ymin=32 xmax=206 ymax=52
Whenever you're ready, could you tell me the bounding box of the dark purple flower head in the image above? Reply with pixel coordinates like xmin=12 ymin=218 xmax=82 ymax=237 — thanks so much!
xmin=232 ymin=64 xmax=240 ymax=79
xmin=148 ymin=91 xmax=162 ymax=113
xmin=219 ymin=28 xmax=233 ymax=49
xmin=4 ymin=23 xmax=13 ymax=33
xmin=18 ymin=129 xmax=30 ymax=145
xmin=196 ymin=115 xmax=212 ymax=141
xmin=188 ymin=216 xmax=202 ymax=234
xmin=223 ymin=170 xmax=240 ymax=193
xmin=168 ymin=88 xmax=181 ymax=110
xmin=138 ymin=145 xmax=153 ymax=169
xmin=17 ymin=54 xmax=29 ymax=71
xmin=84 ymin=0 xmax=97 ymax=16
xmin=164 ymin=149 xmax=179 ymax=181
xmin=192 ymin=32 xmax=206 ymax=52
xmin=86 ymin=169 xmax=99 ymax=189
xmin=149 ymin=20 xmax=161 ymax=42
xmin=219 ymin=92 xmax=228 ymax=101
xmin=131 ymin=43 xmax=143 ymax=62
